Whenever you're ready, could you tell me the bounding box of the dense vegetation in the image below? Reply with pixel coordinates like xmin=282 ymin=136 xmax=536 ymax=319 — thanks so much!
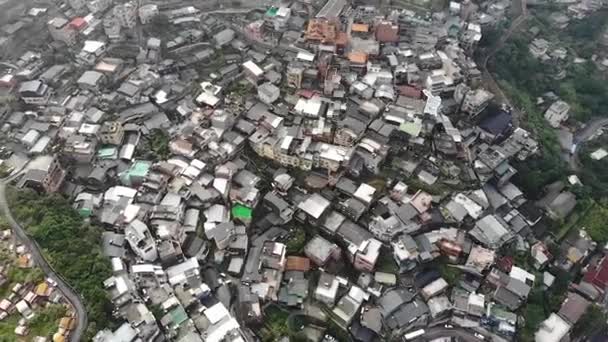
xmin=29 ymin=304 xmax=67 ymax=337
xmin=145 ymin=129 xmax=171 ymax=161
xmin=286 ymin=225 xmax=307 ymax=254
xmin=572 ymin=304 xmax=608 ymax=338
xmin=7 ymin=188 xmax=114 ymax=338
xmin=489 ymin=13 xmax=608 ymax=196
xmin=489 ymin=13 xmax=608 ymax=341
xmin=576 ymin=200 xmax=608 ymax=244
xmin=260 ymin=305 xmax=291 ymax=342
xmin=578 ymin=134 xmax=608 ymax=199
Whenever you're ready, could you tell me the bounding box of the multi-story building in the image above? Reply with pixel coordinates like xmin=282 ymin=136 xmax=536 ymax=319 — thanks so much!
xmin=68 ymin=0 xmax=86 ymax=11
xmin=460 ymin=23 xmax=482 ymax=51
xmin=98 ymin=121 xmax=125 ymax=145
xmin=103 ymin=16 xmax=122 ymax=41
xmin=244 ymin=20 xmax=264 ymax=42
xmin=250 ymin=128 xmax=352 ymax=172
xmin=425 ymin=72 xmax=455 ymax=95
xmin=314 ymin=272 xmax=340 ymax=305
xmin=42 ymin=157 xmax=66 ymax=193
xmin=138 ymin=4 xmax=159 ymax=24
xmin=257 ymin=83 xmax=280 ymax=104
xmin=286 ymin=64 xmax=304 ymax=88
xmin=125 ymin=220 xmax=158 ymax=262
xmin=353 ymin=238 xmax=382 ymax=272
xmin=337 ymin=222 xmax=382 ymax=272
xmin=270 ymin=7 xmax=291 ymax=31
xmin=455 ymin=84 xmax=494 ymax=117
xmin=243 ymin=60 xmax=264 ymax=84
xmin=18 ymin=80 xmax=52 ymax=105
xmin=87 ymin=0 xmax=113 ymax=13
xmin=544 ymin=100 xmax=570 ymax=128
xmin=48 ymin=17 xmax=77 ymax=46
xmin=113 ymin=2 xmax=137 ymax=29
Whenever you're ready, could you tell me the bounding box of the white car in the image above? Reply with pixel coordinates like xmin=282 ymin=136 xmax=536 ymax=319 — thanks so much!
xmin=474 ymin=333 xmax=485 ymax=340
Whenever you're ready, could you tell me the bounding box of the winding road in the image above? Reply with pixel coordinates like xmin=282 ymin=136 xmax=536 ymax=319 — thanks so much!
xmin=568 ymin=117 xmax=608 ymax=171
xmin=416 ymin=326 xmax=486 ymax=342
xmin=0 ymin=180 xmax=87 ymax=342
xmin=479 ymin=0 xmax=528 ymax=127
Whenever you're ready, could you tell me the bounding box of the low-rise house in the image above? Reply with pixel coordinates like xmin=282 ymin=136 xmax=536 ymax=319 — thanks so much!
xmin=304 ymin=235 xmax=341 ymax=266
xmin=315 ymin=272 xmax=340 ymax=305
xmin=264 ymin=192 xmax=294 ymax=223
xmin=421 ymin=278 xmax=449 ymax=300
xmin=535 ymin=313 xmax=571 ymax=342
xmin=468 ymin=215 xmax=514 ymax=249
xmin=18 ymin=80 xmax=52 ymax=105
xmin=166 ymin=257 xmax=200 ymax=287
xmin=544 ymin=191 xmax=577 ymax=220
xmin=336 ymin=221 xmax=381 ymax=272
xmin=332 ymin=286 xmax=368 ymax=328
xmin=257 ymin=82 xmax=280 ymax=104
xmin=285 ymin=257 xmax=311 ymax=272
xmin=392 ymin=234 xmax=419 ymax=272
xmin=297 ymin=193 xmax=331 ymax=225
xmin=125 ymin=220 xmax=158 ymax=262
xmin=427 ymin=295 xmax=451 ymax=319
xmin=279 ymin=271 xmax=309 ymax=308
xmin=544 ymin=101 xmax=570 ymax=128
xmin=558 ymin=292 xmax=589 ymax=325
xmin=378 ymin=288 xmax=429 ymax=336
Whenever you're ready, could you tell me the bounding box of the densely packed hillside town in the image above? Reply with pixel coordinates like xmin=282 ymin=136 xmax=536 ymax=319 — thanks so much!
xmin=0 ymin=0 xmax=607 ymax=341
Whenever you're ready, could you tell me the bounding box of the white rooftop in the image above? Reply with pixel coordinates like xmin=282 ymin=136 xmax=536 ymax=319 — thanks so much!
xmin=82 ymin=40 xmax=106 ymax=53
xmin=590 ymin=148 xmax=608 ymax=160
xmin=354 ymin=183 xmax=376 ymax=204
xmin=243 ymin=60 xmax=264 ymax=76
xmin=535 ymin=313 xmax=571 ymax=342
xmin=298 ymin=193 xmax=330 ymax=219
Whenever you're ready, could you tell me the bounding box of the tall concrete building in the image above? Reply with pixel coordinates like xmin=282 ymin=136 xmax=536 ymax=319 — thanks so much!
xmin=113 ymin=1 xmax=138 ymax=29
xmin=87 ymin=0 xmax=114 ymax=13
xmin=48 ymin=17 xmax=77 ymax=46
xmin=103 ymin=16 xmax=122 ymax=41
xmin=68 ymin=0 xmax=86 ymax=11
xmin=139 ymin=4 xmax=159 ymax=24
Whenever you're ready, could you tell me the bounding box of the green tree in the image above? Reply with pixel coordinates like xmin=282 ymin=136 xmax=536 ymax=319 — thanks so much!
xmin=148 ymin=129 xmax=171 ymax=161
xmin=572 ymin=305 xmax=607 ymax=338
xmin=7 ymin=188 xmax=114 ymax=338
xmin=30 ymin=304 xmax=67 ymax=336
xmin=286 ymin=227 xmax=306 ymax=254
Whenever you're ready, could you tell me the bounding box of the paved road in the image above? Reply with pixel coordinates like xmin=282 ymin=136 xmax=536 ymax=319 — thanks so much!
xmin=479 ymin=0 xmax=528 ymax=127
xmin=0 ymin=180 xmax=88 ymax=342
xmin=206 ymin=8 xmax=262 ymax=14
xmin=568 ymin=117 xmax=608 ymax=171
xmin=416 ymin=326 xmax=484 ymax=342
xmin=573 ymin=117 xmax=608 ymax=144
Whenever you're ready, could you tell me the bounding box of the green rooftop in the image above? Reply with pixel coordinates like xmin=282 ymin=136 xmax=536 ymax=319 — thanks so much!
xmin=78 ymin=207 xmax=92 ymax=218
xmin=266 ymin=6 xmax=278 ymax=16
xmin=169 ymin=306 xmax=188 ymax=327
xmin=127 ymin=160 xmax=151 ymax=177
xmin=399 ymin=121 xmax=422 ymax=137
xmin=119 ymin=160 xmax=151 ymax=186
xmin=232 ymin=204 xmax=253 ymax=220
xmin=97 ymin=146 xmax=118 ymax=159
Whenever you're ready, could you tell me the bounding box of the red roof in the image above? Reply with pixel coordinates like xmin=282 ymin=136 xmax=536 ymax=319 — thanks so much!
xmin=296 ymin=89 xmax=319 ymax=99
xmin=375 ymin=22 xmax=399 ymax=43
xmin=497 ymin=256 xmax=514 ymax=273
xmin=398 ymin=85 xmax=423 ymax=99
xmin=286 ymin=256 xmax=311 ymax=272
xmin=69 ymin=17 xmax=87 ymax=30
xmin=583 ymin=256 xmax=608 ymax=290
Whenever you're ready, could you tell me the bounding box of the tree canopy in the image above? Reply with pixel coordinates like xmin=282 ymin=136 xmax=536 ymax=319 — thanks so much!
xmin=7 ymin=188 xmax=114 ymax=338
